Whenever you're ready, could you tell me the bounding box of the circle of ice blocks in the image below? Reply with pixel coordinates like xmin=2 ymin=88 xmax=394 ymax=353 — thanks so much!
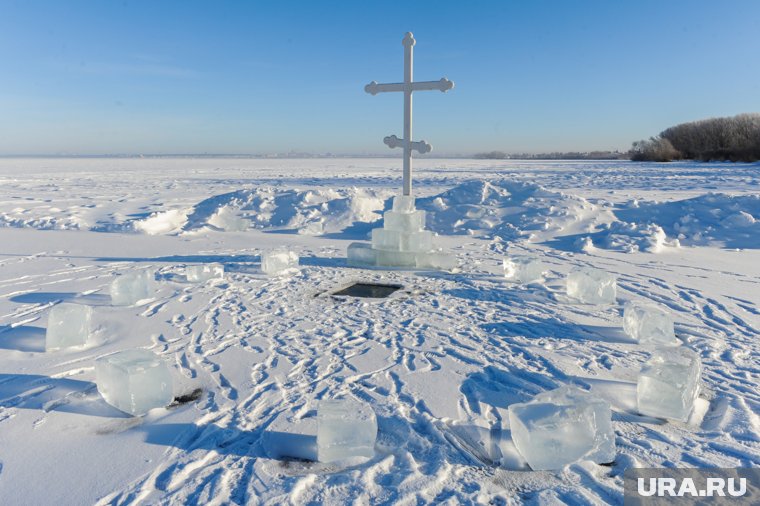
xmin=503 ymin=256 xmax=545 ymax=284
xmin=509 ymin=385 xmax=616 ymax=470
xmin=566 ymin=267 xmax=617 ymax=304
xmin=261 ymin=249 xmax=299 ymax=276
xmin=623 ymin=301 xmax=678 ymax=346
xmin=186 ymin=263 xmax=225 ymax=283
xmin=637 ymin=346 xmax=701 ymax=422
xmin=46 ymin=303 xmax=93 ymax=351
xmin=110 ymin=270 xmax=156 ymax=306
xmin=317 ymin=398 xmax=377 ymax=463
xmin=95 ymin=349 xmax=174 ymax=416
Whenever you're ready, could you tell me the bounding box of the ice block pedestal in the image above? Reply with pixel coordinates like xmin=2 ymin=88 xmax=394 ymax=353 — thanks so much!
xmin=317 ymin=398 xmax=377 ymax=463
xmin=46 ymin=303 xmax=93 ymax=351
xmin=347 ymin=196 xmax=456 ymax=270
xmin=637 ymin=347 xmax=701 ymax=422
xmin=95 ymin=349 xmax=174 ymax=416
xmin=566 ymin=267 xmax=617 ymax=304
xmin=509 ymin=386 xmax=616 ymax=470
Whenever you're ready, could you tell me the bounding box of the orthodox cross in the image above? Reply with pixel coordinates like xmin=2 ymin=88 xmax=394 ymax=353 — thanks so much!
xmin=365 ymin=32 xmax=454 ymax=196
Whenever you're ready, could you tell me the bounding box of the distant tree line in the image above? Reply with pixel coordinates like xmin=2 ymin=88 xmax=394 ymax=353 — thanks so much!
xmin=474 ymin=150 xmax=627 ymax=160
xmin=631 ymin=113 xmax=760 ymax=162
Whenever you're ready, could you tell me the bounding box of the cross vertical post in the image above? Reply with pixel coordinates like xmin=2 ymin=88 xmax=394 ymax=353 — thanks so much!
xmin=365 ymin=32 xmax=454 ymax=197
xmin=402 ymin=33 xmax=413 ymax=196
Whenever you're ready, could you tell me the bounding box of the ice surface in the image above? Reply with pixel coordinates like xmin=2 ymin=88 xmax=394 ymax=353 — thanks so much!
xmin=261 ymin=249 xmax=299 ymax=275
xmin=110 ymin=270 xmax=156 ymax=306
xmin=186 ymin=263 xmax=224 ymax=283
xmin=383 ymin=210 xmax=426 ymax=233
xmin=623 ymin=302 xmax=677 ymax=345
xmin=532 ymin=386 xmax=616 ymax=464
xmin=566 ymin=267 xmax=617 ymax=304
xmin=45 ymin=303 xmax=93 ymax=351
xmin=637 ymin=346 xmax=701 ymax=421
xmin=262 ymin=411 xmax=318 ymax=461
xmin=317 ymin=398 xmax=377 ymax=463
xmin=95 ymin=349 xmax=174 ymax=416
xmin=347 ymin=242 xmax=377 ymax=267
xmin=509 ymin=400 xmax=597 ymax=471
xmin=503 ymin=256 xmax=545 ymax=284
xmin=392 ymin=195 xmax=416 ymax=213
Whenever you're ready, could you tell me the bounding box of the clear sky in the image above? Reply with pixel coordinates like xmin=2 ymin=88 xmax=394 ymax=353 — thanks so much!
xmin=1 ymin=0 xmax=758 ymax=155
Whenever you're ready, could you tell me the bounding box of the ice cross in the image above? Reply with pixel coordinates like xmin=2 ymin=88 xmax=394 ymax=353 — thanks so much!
xmin=365 ymin=32 xmax=454 ymax=196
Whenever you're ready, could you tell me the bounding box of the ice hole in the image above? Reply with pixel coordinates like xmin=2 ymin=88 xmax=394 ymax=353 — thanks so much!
xmin=331 ymin=282 xmax=403 ymax=299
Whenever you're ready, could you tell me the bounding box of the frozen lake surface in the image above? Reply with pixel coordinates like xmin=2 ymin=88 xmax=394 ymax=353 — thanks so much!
xmin=0 ymin=158 xmax=758 ymax=504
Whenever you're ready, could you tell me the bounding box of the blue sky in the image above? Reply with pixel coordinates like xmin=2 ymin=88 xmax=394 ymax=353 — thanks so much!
xmin=1 ymin=1 xmax=758 ymax=155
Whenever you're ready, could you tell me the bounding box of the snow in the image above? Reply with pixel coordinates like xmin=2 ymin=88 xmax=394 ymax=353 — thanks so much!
xmin=0 ymin=158 xmax=759 ymax=504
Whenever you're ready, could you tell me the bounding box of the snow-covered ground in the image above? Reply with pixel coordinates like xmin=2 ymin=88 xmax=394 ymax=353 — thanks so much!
xmin=0 ymin=158 xmax=758 ymax=505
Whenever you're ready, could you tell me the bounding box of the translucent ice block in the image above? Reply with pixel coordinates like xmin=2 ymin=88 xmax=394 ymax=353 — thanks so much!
xmin=317 ymin=398 xmax=377 ymax=463
xmin=261 ymin=249 xmax=299 ymax=275
xmin=392 ymin=195 xmax=416 ymax=213
xmin=186 ymin=263 xmax=224 ymax=283
xmin=566 ymin=267 xmax=617 ymax=304
xmin=262 ymin=411 xmax=318 ymax=461
xmin=110 ymin=270 xmax=156 ymax=306
xmin=383 ymin=210 xmax=426 ymax=233
xmin=532 ymin=386 xmax=615 ymax=464
xmin=623 ymin=302 xmax=677 ymax=345
xmin=347 ymin=242 xmax=377 ymax=267
xmin=46 ymin=303 xmax=93 ymax=351
xmin=95 ymin=349 xmax=174 ymax=416
xmin=503 ymin=256 xmax=546 ymax=284
xmin=509 ymin=401 xmax=597 ymax=471
xmin=637 ymin=346 xmax=701 ymax=422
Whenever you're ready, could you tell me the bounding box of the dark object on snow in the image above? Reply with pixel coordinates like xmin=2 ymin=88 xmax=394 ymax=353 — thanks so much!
xmin=171 ymin=388 xmax=203 ymax=407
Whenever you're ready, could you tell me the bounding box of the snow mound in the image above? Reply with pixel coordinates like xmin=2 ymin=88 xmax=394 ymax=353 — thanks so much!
xmin=616 ymin=193 xmax=760 ymax=249
xmin=182 ymin=187 xmax=384 ymax=235
xmin=134 ymin=209 xmax=189 ymax=235
xmin=415 ymin=180 xmax=602 ymax=240
xmin=585 ymin=221 xmax=677 ymax=253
